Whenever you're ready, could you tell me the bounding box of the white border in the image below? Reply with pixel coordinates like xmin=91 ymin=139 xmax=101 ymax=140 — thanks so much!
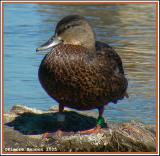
xmin=1 ymin=0 xmax=159 ymax=155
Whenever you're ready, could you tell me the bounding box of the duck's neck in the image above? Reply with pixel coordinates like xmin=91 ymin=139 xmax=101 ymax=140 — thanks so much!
xmin=82 ymin=40 xmax=96 ymax=53
xmin=86 ymin=45 xmax=96 ymax=53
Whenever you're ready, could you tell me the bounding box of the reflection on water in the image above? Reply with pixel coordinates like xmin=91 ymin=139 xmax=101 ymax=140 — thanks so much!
xmin=4 ymin=4 xmax=156 ymax=124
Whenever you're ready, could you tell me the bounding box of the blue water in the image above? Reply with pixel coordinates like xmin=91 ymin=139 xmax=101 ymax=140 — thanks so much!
xmin=4 ymin=4 xmax=156 ymax=124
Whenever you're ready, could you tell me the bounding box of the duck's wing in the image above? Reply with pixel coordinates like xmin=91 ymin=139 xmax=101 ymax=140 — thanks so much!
xmin=95 ymin=41 xmax=125 ymax=75
xmin=94 ymin=41 xmax=128 ymax=102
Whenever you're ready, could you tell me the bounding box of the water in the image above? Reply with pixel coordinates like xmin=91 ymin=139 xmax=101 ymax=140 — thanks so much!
xmin=4 ymin=4 xmax=156 ymax=124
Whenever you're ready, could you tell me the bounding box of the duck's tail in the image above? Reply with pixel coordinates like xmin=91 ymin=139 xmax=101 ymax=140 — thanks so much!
xmin=124 ymin=91 xmax=129 ymax=98
xmin=112 ymin=91 xmax=129 ymax=104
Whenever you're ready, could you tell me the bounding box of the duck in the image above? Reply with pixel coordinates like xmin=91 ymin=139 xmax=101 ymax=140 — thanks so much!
xmin=36 ymin=15 xmax=128 ymax=136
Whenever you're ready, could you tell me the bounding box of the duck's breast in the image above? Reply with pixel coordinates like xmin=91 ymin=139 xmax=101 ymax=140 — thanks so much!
xmin=38 ymin=44 xmax=128 ymax=109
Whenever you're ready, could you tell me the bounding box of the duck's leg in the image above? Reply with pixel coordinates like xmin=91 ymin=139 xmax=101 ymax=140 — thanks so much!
xmin=42 ymin=104 xmax=65 ymax=139
xmin=55 ymin=104 xmax=65 ymax=137
xmin=80 ymin=106 xmax=106 ymax=134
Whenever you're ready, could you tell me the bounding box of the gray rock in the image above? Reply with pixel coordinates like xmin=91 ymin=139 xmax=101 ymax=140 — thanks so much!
xmin=3 ymin=105 xmax=156 ymax=152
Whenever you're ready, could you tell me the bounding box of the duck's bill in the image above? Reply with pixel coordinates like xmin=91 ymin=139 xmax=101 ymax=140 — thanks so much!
xmin=36 ymin=36 xmax=62 ymax=53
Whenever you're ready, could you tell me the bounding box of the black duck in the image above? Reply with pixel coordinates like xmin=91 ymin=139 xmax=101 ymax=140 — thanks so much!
xmin=36 ymin=15 xmax=128 ymax=136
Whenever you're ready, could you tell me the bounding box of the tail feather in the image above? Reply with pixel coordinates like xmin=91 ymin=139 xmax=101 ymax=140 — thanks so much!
xmin=124 ymin=92 xmax=129 ymax=98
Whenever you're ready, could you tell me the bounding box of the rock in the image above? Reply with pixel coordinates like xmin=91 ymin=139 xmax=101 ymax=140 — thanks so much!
xmin=3 ymin=105 xmax=156 ymax=152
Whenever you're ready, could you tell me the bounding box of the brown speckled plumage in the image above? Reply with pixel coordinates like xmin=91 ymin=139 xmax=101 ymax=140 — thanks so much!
xmin=38 ymin=15 xmax=128 ymax=113
xmin=39 ymin=43 xmax=128 ymax=110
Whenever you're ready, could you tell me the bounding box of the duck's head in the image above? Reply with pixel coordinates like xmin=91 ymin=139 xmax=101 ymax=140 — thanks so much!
xmin=36 ymin=15 xmax=96 ymax=52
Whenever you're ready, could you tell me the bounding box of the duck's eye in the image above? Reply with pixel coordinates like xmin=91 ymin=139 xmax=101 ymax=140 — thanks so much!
xmin=65 ymin=25 xmax=71 ymax=30
xmin=57 ymin=25 xmax=72 ymax=35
